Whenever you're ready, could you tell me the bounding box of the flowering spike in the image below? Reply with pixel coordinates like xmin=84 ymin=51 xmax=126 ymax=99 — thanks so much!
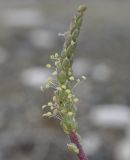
xmin=41 ymin=5 xmax=88 ymax=160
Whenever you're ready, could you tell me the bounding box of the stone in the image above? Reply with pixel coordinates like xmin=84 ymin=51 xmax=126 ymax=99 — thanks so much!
xmin=115 ymin=137 xmax=130 ymax=160
xmin=73 ymin=58 xmax=91 ymax=76
xmin=0 ymin=47 xmax=8 ymax=64
xmin=91 ymin=63 xmax=111 ymax=82
xmin=2 ymin=9 xmax=44 ymax=28
xmin=20 ymin=67 xmax=51 ymax=89
xmin=89 ymin=104 xmax=130 ymax=128
xmin=29 ymin=29 xmax=57 ymax=49
xmin=83 ymin=133 xmax=102 ymax=155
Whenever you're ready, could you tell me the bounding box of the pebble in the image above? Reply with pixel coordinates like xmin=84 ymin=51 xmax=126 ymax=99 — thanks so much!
xmin=0 ymin=47 xmax=8 ymax=64
xmin=29 ymin=29 xmax=57 ymax=49
xmin=73 ymin=58 xmax=91 ymax=76
xmin=91 ymin=63 xmax=112 ymax=82
xmin=89 ymin=104 xmax=130 ymax=128
xmin=20 ymin=67 xmax=51 ymax=89
xmin=115 ymin=137 xmax=130 ymax=160
xmin=83 ymin=133 xmax=102 ymax=155
xmin=2 ymin=9 xmax=44 ymax=28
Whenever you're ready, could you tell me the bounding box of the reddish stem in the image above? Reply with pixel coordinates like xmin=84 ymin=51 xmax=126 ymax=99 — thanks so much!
xmin=69 ymin=131 xmax=88 ymax=160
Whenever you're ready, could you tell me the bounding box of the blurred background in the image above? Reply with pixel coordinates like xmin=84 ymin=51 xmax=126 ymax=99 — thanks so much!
xmin=0 ymin=0 xmax=130 ymax=160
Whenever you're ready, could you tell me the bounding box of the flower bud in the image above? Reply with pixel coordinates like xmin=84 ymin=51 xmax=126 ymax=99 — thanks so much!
xmin=66 ymin=44 xmax=75 ymax=57
xmin=45 ymin=84 xmax=50 ymax=88
xmin=76 ymin=79 xmax=80 ymax=83
xmin=63 ymin=57 xmax=70 ymax=70
xmin=82 ymin=75 xmax=86 ymax=80
xmin=46 ymin=64 xmax=51 ymax=68
xmin=67 ymin=143 xmax=79 ymax=154
xmin=68 ymin=112 xmax=73 ymax=116
xmin=58 ymin=71 xmax=66 ymax=83
xmin=53 ymin=109 xmax=58 ymax=116
xmin=42 ymin=112 xmax=52 ymax=117
xmin=78 ymin=5 xmax=87 ymax=13
xmin=69 ymin=76 xmax=74 ymax=81
xmin=42 ymin=105 xmax=47 ymax=109
xmin=64 ymin=36 xmax=72 ymax=48
xmin=55 ymin=53 xmax=59 ymax=58
xmin=61 ymin=85 xmax=66 ymax=89
xmin=65 ymin=89 xmax=71 ymax=94
xmin=52 ymin=71 xmax=57 ymax=76
xmin=61 ymin=109 xmax=66 ymax=114
xmin=71 ymin=29 xmax=79 ymax=41
xmin=53 ymin=96 xmax=57 ymax=101
xmin=50 ymin=55 xmax=54 ymax=59
xmin=56 ymin=87 xmax=62 ymax=91
xmin=74 ymin=98 xmax=79 ymax=103
xmin=50 ymin=106 xmax=54 ymax=110
xmin=76 ymin=18 xmax=83 ymax=28
xmin=48 ymin=102 xmax=53 ymax=106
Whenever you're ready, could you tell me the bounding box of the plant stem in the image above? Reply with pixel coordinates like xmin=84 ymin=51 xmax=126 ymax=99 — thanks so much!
xmin=69 ymin=131 xmax=88 ymax=160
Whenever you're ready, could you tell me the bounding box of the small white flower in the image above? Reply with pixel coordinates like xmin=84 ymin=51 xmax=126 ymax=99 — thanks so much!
xmin=65 ymin=89 xmax=71 ymax=94
xmin=52 ymin=71 xmax=57 ymax=76
xmin=53 ymin=109 xmax=58 ymax=115
xmin=45 ymin=84 xmax=50 ymax=88
xmin=42 ymin=105 xmax=47 ymax=109
xmin=42 ymin=112 xmax=52 ymax=117
xmin=56 ymin=87 xmax=62 ymax=91
xmin=67 ymin=143 xmax=79 ymax=154
xmin=71 ymin=40 xmax=75 ymax=45
xmin=53 ymin=96 xmax=56 ymax=101
xmin=55 ymin=53 xmax=59 ymax=58
xmin=82 ymin=75 xmax=86 ymax=80
xmin=68 ymin=94 xmax=73 ymax=99
xmin=68 ymin=71 xmax=72 ymax=76
xmin=74 ymin=98 xmax=79 ymax=103
xmin=47 ymin=77 xmax=52 ymax=81
xmin=50 ymin=55 xmax=54 ymax=59
xmin=68 ymin=112 xmax=73 ymax=116
xmin=46 ymin=64 xmax=51 ymax=68
xmin=69 ymin=76 xmax=74 ymax=81
xmin=48 ymin=102 xmax=53 ymax=106
xmin=50 ymin=106 xmax=54 ymax=110
xmin=76 ymin=79 xmax=80 ymax=83
xmin=61 ymin=85 xmax=66 ymax=89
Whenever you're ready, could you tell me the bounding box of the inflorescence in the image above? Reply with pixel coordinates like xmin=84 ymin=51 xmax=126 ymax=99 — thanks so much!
xmin=41 ymin=5 xmax=87 ymax=153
